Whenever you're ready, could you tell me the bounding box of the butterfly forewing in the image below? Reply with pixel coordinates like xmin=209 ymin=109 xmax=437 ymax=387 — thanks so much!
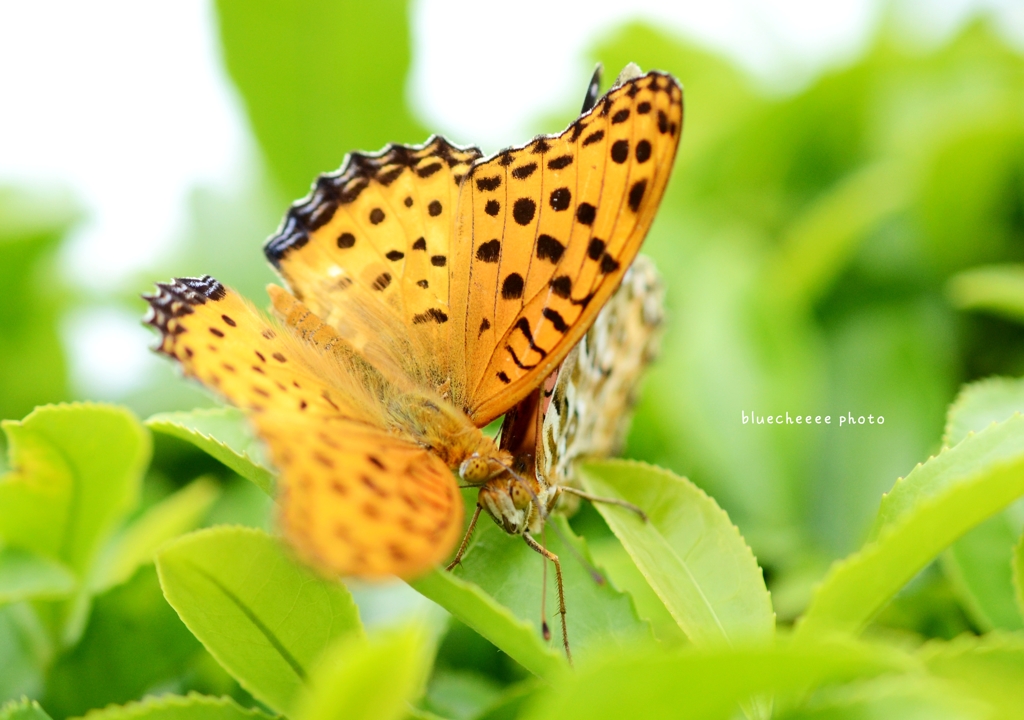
xmin=144 ymin=276 xmax=365 ymax=419
xmin=266 ymin=137 xmax=482 ymax=387
xmin=453 ymin=71 xmax=682 ymax=425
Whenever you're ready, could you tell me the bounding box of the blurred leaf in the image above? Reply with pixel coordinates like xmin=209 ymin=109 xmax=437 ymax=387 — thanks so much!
xmin=147 ymin=409 xmax=274 ymax=495
xmin=0 ymin=187 xmax=78 ymax=422
xmin=521 ymin=637 xmax=913 ymax=720
xmin=813 ymin=301 xmax=954 ymax=557
xmin=0 ymin=699 xmax=51 ymax=720
xmin=800 ymin=415 xmax=1024 ymax=636
xmin=920 ymin=632 xmax=1024 ymax=720
xmin=41 ymin=565 xmax=205 ymax=719
xmin=73 ymin=693 xmax=274 ymax=720
xmin=91 ymin=477 xmax=221 ymax=593
xmin=155 ymin=526 xmax=363 ymax=714
xmin=1015 ymin=531 xmax=1024 ymax=621
xmin=410 ymin=568 xmax=566 ymax=682
xmin=0 ymin=548 xmax=75 ymax=605
xmin=214 ymin=0 xmax=426 ymax=199
xmin=421 ymin=668 xmax=502 ymax=720
xmin=293 ymin=628 xmax=429 ymax=720
xmin=776 ymin=675 xmax=985 ymax=720
xmin=0 ymin=603 xmax=50 ymax=701
xmin=944 ymin=377 xmax=1024 ymax=631
xmin=768 ymin=161 xmax=910 ymax=308
xmin=949 ymin=265 xmax=1024 ymax=324
xmin=578 ymin=460 xmax=774 ymax=647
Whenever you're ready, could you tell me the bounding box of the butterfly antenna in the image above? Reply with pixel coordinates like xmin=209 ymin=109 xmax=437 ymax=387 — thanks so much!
xmin=496 ymin=460 xmax=605 ymax=586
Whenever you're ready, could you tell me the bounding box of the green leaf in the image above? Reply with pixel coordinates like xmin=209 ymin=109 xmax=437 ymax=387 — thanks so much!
xmin=944 ymin=515 xmax=1024 ymax=631
xmin=520 ymin=636 xmax=914 ymax=720
xmin=293 ymin=628 xmax=430 ymax=720
xmin=0 ymin=603 xmax=50 ymax=700
xmin=941 ymin=377 xmax=1024 ymax=630
xmin=944 ymin=377 xmax=1024 ymax=448
xmin=0 ymin=404 xmax=150 ymax=576
xmin=0 ymin=698 xmax=52 ymax=720
xmin=799 ymin=416 xmax=1024 ymax=636
xmin=420 ymin=668 xmax=503 ymax=720
xmin=0 ymin=548 xmax=75 ymax=604
xmin=41 ymin=565 xmax=205 ymax=719
xmin=75 ymin=693 xmax=275 ymax=720
xmin=91 ymin=477 xmax=221 ymax=593
xmin=1015 ymin=531 xmax=1024 ymax=620
xmin=948 ymin=264 xmax=1024 ymax=323
xmin=147 ymin=408 xmax=274 ymax=495
xmin=776 ymin=675 xmax=986 ymax=720
xmin=410 ymin=569 xmax=566 ymax=682
xmin=919 ymin=632 xmax=1024 ymax=719
xmin=578 ymin=460 xmax=774 ymax=647
xmin=213 ymin=0 xmax=426 ymax=200
xmin=155 ymin=526 xmax=363 ymax=714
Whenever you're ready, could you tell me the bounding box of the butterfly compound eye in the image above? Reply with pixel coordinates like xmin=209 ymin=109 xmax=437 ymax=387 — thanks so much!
xmin=459 ymin=456 xmax=492 ymax=484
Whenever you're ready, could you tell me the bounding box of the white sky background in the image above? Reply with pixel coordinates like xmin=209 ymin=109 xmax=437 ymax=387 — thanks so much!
xmin=0 ymin=0 xmax=1021 ymax=398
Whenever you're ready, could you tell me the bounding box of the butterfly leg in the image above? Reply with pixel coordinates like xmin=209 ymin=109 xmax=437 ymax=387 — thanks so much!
xmin=560 ymin=487 xmax=648 ymax=522
xmin=445 ymin=504 xmax=483 ymax=571
xmin=523 ymin=531 xmax=572 ymax=665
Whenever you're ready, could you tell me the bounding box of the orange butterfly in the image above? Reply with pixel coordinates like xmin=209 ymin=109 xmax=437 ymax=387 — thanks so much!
xmin=144 ymin=66 xmax=682 ymax=580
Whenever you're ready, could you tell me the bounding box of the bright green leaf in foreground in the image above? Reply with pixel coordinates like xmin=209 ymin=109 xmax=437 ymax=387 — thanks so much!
xmin=411 ymin=568 xmax=566 ymax=682
xmin=447 ymin=513 xmax=649 ymax=659
xmin=0 ymin=698 xmax=52 ymax=720
xmin=155 ymin=526 xmax=363 ymax=714
xmin=521 ymin=636 xmax=913 ymax=720
xmin=0 ymin=547 xmax=75 ymax=604
xmin=0 ymin=404 xmax=150 ymax=577
xmin=800 ymin=415 xmax=1024 ymax=636
xmin=293 ymin=628 xmax=429 ymax=720
xmin=146 ymin=408 xmax=274 ymax=495
xmin=920 ymin=632 xmax=1024 ymax=719
xmin=75 ymin=693 xmax=276 ymax=720
xmin=579 ymin=459 xmax=774 ymax=647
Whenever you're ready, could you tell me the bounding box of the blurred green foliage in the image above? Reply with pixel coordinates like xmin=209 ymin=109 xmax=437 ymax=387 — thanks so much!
xmin=5 ymin=2 xmax=1024 ymax=719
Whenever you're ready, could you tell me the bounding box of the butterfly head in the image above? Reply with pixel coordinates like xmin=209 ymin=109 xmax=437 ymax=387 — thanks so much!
xmin=475 ymin=465 xmax=560 ymax=537
xmin=458 ymin=454 xmax=509 ymax=484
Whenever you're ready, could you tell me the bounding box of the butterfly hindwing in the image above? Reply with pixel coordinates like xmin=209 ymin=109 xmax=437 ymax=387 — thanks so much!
xmin=538 ymin=255 xmax=665 ymax=486
xmin=453 ymin=71 xmax=682 ymax=425
xmin=260 ymin=411 xmax=463 ymax=578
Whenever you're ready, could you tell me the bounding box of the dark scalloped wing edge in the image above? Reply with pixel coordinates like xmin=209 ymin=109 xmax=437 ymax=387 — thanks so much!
xmin=142 ymin=275 xmax=225 ymax=354
xmin=262 ymin=69 xmax=682 ymax=271
xmin=264 ymin=136 xmax=483 ymax=268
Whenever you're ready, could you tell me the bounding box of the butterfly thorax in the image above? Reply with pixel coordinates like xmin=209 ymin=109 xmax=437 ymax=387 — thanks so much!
xmin=389 ymin=390 xmax=511 ymax=475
